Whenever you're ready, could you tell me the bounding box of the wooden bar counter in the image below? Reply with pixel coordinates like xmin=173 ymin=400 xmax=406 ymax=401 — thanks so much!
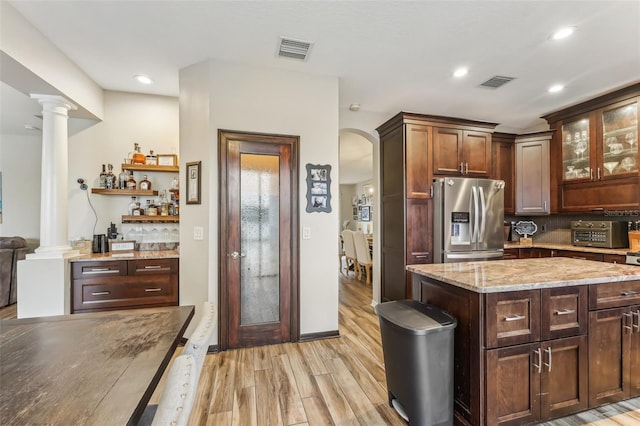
xmin=408 ymin=258 xmax=640 ymax=426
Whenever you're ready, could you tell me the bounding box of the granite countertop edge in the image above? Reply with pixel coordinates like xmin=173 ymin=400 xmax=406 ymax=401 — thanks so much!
xmin=69 ymin=250 xmax=179 ymax=262
xmin=407 ymin=258 xmax=640 ymax=293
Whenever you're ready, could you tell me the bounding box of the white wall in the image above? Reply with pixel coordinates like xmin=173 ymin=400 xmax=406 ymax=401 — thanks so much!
xmin=179 ymin=59 xmax=340 ymax=340
xmin=0 ymin=134 xmax=41 ymax=238
xmin=68 ymin=91 xmax=179 ymax=241
xmin=339 ymin=184 xmax=357 ymax=231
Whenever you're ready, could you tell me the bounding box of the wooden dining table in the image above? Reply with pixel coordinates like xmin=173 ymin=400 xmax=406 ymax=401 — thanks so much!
xmin=0 ymin=305 xmax=194 ymax=425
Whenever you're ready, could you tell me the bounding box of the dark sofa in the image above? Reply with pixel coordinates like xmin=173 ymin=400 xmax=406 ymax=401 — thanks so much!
xmin=0 ymin=237 xmax=28 ymax=307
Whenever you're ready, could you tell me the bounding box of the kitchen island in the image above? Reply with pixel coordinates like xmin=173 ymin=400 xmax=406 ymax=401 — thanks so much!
xmin=407 ymin=258 xmax=640 ymax=426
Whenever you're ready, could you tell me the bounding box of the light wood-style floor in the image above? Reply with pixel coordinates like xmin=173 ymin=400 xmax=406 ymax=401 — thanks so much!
xmin=2 ymin=273 xmax=639 ymax=425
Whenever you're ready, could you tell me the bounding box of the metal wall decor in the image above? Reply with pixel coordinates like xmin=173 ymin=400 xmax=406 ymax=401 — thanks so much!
xmin=305 ymin=164 xmax=332 ymax=213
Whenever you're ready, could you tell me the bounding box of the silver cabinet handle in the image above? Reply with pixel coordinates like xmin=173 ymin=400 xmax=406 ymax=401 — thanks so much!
xmin=85 ymin=268 xmax=119 ymax=274
xmin=544 ymin=201 xmax=547 ymax=212
xmin=91 ymin=291 xmax=110 ymax=296
xmin=460 ymin=162 xmax=464 ymax=174
xmin=533 ymin=348 xmax=542 ymax=374
xmin=621 ymin=290 xmax=639 ymax=296
xmin=623 ymin=312 xmax=633 ymax=331
xmin=633 ymin=310 xmax=640 ymax=332
xmin=414 ymin=255 xmax=428 ymax=259
xmin=465 ymin=162 xmax=469 ymax=174
xmin=555 ymin=309 xmax=575 ymax=316
xmin=544 ymin=347 xmax=552 ymax=372
xmin=504 ymin=315 xmax=526 ymax=322
xmin=590 ymin=169 xmax=594 ymax=180
xmin=597 ymin=167 xmax=601 ymax=180
xmin=143 ymin=265 xmax=162 ymax=269
xmin=145 ymin=288 xmax=162 ymax=292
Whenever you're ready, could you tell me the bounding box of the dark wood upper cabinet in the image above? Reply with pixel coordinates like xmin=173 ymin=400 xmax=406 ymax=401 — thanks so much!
xmin=433 ymin=127 xmax=492 ymax=177
xmin=543 ymin=83 xmax=640 ymax=212
xmin=491 ymin=132 xmax=515 ymax=214
xmin=405 ymin=123 xmax=431 ymax=199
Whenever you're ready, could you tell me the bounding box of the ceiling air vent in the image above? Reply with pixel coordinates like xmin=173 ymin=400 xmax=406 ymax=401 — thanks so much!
xmin=278 ymin=37 xmax=313 ymax=61
xmin=479 ymin=75 xmax=515 ymax=89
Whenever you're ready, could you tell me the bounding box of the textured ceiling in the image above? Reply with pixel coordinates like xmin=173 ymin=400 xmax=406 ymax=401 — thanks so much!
xmin=3 ymin=1 xmax=640 ymax=182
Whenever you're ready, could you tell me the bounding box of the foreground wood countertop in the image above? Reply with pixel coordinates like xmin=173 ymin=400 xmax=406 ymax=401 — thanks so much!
xmin=407 ymin=257 xmax=640 ymax=293
xmin=69 ymin=249 xmax=179 ymax=262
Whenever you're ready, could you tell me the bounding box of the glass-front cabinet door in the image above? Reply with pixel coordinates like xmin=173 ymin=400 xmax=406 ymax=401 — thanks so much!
xmin=562 ymin=117 xmax=591 ymax=181
xmin=601 ymin=100 xmax=638 ymax=177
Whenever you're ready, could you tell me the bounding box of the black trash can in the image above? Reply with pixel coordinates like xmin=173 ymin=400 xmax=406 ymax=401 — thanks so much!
xmin=376 ymin=299 xmax=457 ymax=426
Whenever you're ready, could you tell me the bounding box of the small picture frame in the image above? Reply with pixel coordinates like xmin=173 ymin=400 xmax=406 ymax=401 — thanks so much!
xmin=361 ymin=206 xmax=371 ymax=222
xmin=186 ymin=161 xmax=201 ymax=205
xmin=157 ymin=154 xmax=178 ymax=167
xmin=305 ymin=164 xmax=332 ymax=213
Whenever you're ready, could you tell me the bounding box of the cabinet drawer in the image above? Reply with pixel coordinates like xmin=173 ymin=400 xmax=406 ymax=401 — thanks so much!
xmin=555 ymin=250 xmax=603 ymax=262
xmin=73 ymin=275 xmax=178 ymax=313
xmin=72 ymin=261 xmax=128 ymax=279
xmin=603 ymin=254 xmax=626 ymax=264
xmin=589 ymin=280 xmax=640 ymax=310
xmin=485 ymin=290 xmax=541 ymax=348
xmin=128 ymin=258 xmax=178 ymax=275
xmin=541 ymin=286 xmax=587 ymax=340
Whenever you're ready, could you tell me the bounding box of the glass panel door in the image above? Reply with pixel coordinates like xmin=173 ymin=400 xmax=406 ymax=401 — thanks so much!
xmin=240 ymin=153 xmax=280 ymax=325
xmin=602 ymin=102 xmax=638 ymax=177
xmin=562 ymin=118 xmax=591 ymax=181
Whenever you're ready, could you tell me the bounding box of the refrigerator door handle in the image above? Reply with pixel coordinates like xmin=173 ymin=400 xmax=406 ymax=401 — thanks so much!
xmin=479 ymin=186 xmax=486 ymax=243
xmin=471 ymin=186 xmax=479 ymax=243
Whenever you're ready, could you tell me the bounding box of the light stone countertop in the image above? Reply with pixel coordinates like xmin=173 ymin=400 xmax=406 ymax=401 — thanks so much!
xmin=407 ymin=257 xmax=640 ymax=293
xmin=69 ymin=250 xmax=179 ymax=262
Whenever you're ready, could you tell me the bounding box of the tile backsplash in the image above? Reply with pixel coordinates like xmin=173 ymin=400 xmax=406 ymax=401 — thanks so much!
xmin=505 ymin=213 xmax=640 ymax=245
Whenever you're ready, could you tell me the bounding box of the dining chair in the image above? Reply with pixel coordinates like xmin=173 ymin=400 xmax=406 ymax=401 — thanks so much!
xmin=182 ymin=301 xmax=216 ymax=376
xmin=353 ymin=230 xmax=373 ymax=285
xmin=150 ymin=354 xmax=197 ymax=426
xmin=340 ymin=230 xmax=358 ymax=277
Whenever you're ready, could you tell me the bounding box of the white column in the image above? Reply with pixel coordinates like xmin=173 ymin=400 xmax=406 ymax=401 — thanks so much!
xmin=29 ymin=94 xmax=78 ymax=258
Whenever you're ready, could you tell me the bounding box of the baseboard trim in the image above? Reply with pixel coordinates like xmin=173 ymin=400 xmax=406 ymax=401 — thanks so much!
xmin=178 ymin=337 xmax=218 ymax=354
xmin=299 ymin=330 xmax=340 ymax=342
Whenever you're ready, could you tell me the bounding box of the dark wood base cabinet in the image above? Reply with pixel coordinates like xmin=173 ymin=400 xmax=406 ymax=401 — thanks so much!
xmin=71 ymin=258 xmax=179 ymax=313
xmin=412 ymin=273 xmax=640 ymax=426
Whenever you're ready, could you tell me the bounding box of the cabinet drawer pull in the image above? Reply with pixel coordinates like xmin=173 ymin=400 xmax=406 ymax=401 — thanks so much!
xmin=504 ymin=314 xmax=526 ymax=322
xmin=91 ymin=291 xmax=111 ymax=296
xmin=414 ymin=255 xmax=428 ymax=259
xmin=572 ymin=256 xmax=587 ymax=260
xmin=85 ymin=268 xmax=119 ymax=274
xmin=145 ymin=288 xmax=162 ymax=292
xmin=555 ymin=309 xmax=575 ymax=316
xmin=621 ymin=290 xmax=639 ymax=296
xmin=533 ymin=348 xmax=542 ymax=374
xmin=143 ymin=265 xmax=163 ymax=270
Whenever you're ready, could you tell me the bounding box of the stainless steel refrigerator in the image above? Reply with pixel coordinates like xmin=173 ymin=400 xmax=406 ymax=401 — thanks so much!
xmin=433 ymin=177 xmax=505 ymax=263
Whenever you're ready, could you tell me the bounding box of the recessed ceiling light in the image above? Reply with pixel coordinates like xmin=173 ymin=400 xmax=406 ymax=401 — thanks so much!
xmin=552 ymin=27 xmax=575 ymax=40
xmin=134 ymin=74 xmax=153 ymax=85
xmin=453 ymin=67 xmax=468 ymax=78
xmin=548 ymin=84 xmax=564 ymax=93
xmin=349 ymin=103 xmax=360 ymax=111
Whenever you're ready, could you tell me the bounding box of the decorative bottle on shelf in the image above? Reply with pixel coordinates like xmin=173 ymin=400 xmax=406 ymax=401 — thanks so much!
xmin=147 ymin=200 xmax=158 ymax=216
xmin=159 ymin=190 xmax=169 ymax=216
xmin=106 ymin=164 xmax=116 ymax=189
xmin=126 ymin=171 xmax=137 ymax=190
xmin=139 ymin=175 xmax=152 ymax=190
xmin=128 ymin=142 xmax=146 ymax=165
xmin=99 ymin=164 xmax=108 ymax=188
xmin=128 ymin=196 xmax=138 ymax=215
xmin=146 ymin=150 xmax=157 ymax=166
xmin=118 ymin=166 xmax=128 ymax=189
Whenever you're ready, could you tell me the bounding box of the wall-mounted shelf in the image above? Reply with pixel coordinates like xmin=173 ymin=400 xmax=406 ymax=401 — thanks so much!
xmin=121 ymin=215 xmax=179 ymax=223
xmin=91 ymin=188 xmax=158 ymax=196
xmin=122 ymin=164 xmax=179 ymax=173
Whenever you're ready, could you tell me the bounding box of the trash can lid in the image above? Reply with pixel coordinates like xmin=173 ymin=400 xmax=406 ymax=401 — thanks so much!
xmin=375 ymin=300 xmax=456 ymax=334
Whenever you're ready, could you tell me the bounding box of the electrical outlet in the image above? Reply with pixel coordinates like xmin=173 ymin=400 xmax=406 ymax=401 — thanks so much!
xmin=193 ymin=226 xmax=204 ymax=240
xmin=302 ymin=227 xmax=311 ymax=240
xmin=541 ymin=224 xmax=547 ymax=233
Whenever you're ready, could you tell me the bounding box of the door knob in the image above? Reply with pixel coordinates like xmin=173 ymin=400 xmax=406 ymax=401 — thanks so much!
xmin=229 ymin=251 xmax=245 ymax=259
